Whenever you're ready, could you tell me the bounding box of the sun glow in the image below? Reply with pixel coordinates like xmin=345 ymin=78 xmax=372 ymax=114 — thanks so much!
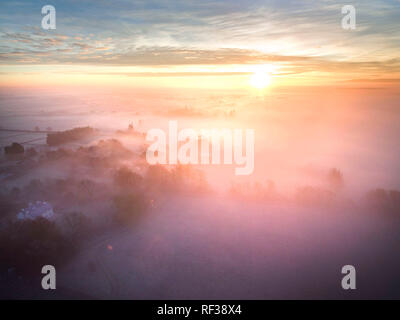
xmin=250 ymin=70 xmax=272 ymax=89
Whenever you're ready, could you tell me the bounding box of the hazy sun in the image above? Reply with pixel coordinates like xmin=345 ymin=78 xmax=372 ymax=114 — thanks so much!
xmin=250 ymin=70 xmax=271 ymax=89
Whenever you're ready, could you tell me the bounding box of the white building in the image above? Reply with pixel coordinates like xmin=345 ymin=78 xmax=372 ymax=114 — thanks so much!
xmin=17 ymin=201 xmax=54 ymax=220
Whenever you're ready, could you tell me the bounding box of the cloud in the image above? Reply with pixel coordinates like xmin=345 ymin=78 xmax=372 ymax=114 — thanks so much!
xmin=0 ymin=0 xmax=399 ymax=82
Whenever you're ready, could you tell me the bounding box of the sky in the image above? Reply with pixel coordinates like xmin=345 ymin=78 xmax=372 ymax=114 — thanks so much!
xmin=0 ymin=0 xmax=400 ymax=88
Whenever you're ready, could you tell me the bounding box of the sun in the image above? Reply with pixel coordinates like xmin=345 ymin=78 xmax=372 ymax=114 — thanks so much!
xmin=250 ymin=70 xmax=271 ymax=89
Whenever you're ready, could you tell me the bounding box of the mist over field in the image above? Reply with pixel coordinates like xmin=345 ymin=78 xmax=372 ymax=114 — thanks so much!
xmin=2 ymin=0 xmax=400 ymax=304
xmin=1 ymin=86 xmax=400 ymax=299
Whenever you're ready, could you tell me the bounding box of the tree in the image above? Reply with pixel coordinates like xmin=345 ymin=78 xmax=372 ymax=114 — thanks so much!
xmin=113 ymin=194 xmax=147 ymax=225
xmin=328 ymin=168 xmax=344 ymax=191
xmin=0 ymin=218 xmax=75 ymax=277
xmin=114 ymin=167 xmax=142 ymax=188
